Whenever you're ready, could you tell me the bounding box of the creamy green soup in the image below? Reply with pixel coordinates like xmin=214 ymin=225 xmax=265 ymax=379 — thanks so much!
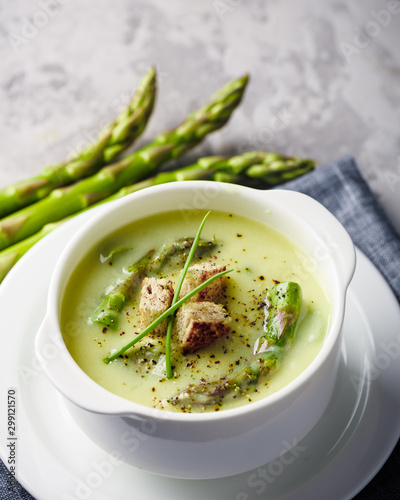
xmin=61 ymin=210 xmax=330 ymax=412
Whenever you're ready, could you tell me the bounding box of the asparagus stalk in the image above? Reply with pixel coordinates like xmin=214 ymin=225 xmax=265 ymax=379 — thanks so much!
xmin=92 ymin=249 xmax=155 ymax=327
xmin=0 ymin=68 xmax=157 ymax=218
xmin=255 ymin=280 xmax=304 ymax=353
xmin=0 ymin=74 xmax=248 ymax=252
xmin=92 ymin=237 xmax=215 ymax=328
xmin=0 ymin=151 xmax=314 ymax=283
xmin=150 ymin=237 xmax=215 ymax=272
xmin=165 ymin=211 xmax=211 ymax=379
xmin=168 ymin=281 xmax=302 ymax=409
xmin=153 ymin=151 xmax=314 ymax=187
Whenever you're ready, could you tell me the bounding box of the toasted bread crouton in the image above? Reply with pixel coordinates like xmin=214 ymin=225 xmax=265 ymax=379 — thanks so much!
xmin=139 ymin=277 xmax=174 ymax=335
xmin=175 ymin=301 xmax=231 ymax=353
xmin=179 ymin=263 xmax=227 ymax=303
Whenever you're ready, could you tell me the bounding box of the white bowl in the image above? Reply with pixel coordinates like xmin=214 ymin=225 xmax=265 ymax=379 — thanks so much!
xmin=35 ymin=181 xmax=356 ymax=479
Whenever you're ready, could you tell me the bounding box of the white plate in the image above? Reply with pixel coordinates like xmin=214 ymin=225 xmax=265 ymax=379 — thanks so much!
xmin=1 ymin=211 xmax=400 ymax=500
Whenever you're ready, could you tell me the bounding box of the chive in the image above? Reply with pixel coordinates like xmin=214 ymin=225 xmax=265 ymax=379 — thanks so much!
xmin=103 ymin=268 xmax=233 ymax=364
xmin=165 ymin=211 xmax=211 ymax=379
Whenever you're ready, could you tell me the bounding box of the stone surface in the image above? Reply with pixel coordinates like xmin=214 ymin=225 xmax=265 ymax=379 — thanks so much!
xmin=0 ymin=1 xmax=399 ymax=498
xmin=0 ymin=0 xmax=399 ymax=231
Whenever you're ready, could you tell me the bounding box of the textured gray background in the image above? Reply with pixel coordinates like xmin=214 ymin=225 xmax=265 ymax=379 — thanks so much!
xmin=1 ymin=0 xmax=399 ymax=232
xmin=0 ymin=1 xmax=399 ymax=499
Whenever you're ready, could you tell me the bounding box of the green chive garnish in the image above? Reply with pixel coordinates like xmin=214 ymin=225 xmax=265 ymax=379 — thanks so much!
xmin=165 ymin=211 xmax=211 ymax=378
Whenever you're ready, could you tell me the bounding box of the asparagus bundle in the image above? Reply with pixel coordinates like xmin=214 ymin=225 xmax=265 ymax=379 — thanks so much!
xmin=0 ymin=151 xmax=314 ymax=283
xmin=167 ymin=281 xmax=303 ymax=409
xmin=0 ymin=67 xmax=157 ymax=218
xmin=0 ymin=75 xmax=249 ymax=253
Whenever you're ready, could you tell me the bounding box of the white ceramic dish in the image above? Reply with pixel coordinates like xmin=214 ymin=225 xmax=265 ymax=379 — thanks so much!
xmin=34 ymin=182 xmax=356 ymax=479
xmin=0 ymin=213 xmax=399 ymax=499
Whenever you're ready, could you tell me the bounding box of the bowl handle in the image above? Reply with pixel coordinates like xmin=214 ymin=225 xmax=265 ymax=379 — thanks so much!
xmin=34 ymin=315 xmax=65 ymax=373
xmin=258 ymin=189 xmax=357 ymax=291
xmin=35 ymin=314 xmax=145 ymax=416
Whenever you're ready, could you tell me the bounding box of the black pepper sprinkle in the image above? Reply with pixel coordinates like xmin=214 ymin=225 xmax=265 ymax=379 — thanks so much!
xmin=259 ymin=276 xmax=265 ymax=281
xmin=102 ymin=327 xmax=107 ymax=334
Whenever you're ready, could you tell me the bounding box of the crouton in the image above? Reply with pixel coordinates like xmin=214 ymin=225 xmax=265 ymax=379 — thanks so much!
xmin=178 ymin=263 xmax=227 ymax=303
xmin=175 ymin=301 xmax=231 ymax=353
xmin=138 ymin=277 xmax=174 ymax=336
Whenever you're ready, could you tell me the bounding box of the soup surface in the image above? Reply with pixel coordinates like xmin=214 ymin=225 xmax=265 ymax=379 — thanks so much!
xmin=61 ymin=210 xmax=330 ymax=412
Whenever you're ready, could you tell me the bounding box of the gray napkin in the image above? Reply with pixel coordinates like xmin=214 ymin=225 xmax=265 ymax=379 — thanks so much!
xmin=282 ymin=156 xmax=400 ymax=304
xmin=1 ymin=156 xmax=399 ymax=499
xmin=281 ymin=156 xmax=400 ymax=500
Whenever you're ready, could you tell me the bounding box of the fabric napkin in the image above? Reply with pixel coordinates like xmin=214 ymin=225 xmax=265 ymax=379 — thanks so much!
xmin=1 ymin=156 xmax=399 ymax=500
xmin=282 ymin=156 xmax=400 ymax=305
xmin=281 ymin=156 xmax=400 ymax=500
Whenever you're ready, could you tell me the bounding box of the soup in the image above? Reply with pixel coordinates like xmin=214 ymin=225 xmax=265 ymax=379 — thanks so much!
xmin=61 ymin=210 xmax=330 ymax=412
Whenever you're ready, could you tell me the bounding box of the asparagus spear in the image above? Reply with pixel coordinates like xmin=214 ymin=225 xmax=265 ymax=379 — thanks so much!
xmin=150 ymin=237 xmax=215 ymax=272
xmin=168 ymin=281 xmax=302 ymax=409
xmin=153 ymin=151 xmax=314 ymax=187
xmin=0 ymin=151 xmax=314 ymax=283
xmin=255 ymin=280 xmax=303 ymax=352
xmin=92 ymin=249 xmax=155 ymax=327
xmin=0 ymin=75 xmax=248 ymax=252
xmin=0 ymin=68 xmax=157 ymax=218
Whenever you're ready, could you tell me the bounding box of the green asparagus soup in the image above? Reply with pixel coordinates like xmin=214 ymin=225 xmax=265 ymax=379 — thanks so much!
xmin=61 ymin=210 xmax=330 ymax=412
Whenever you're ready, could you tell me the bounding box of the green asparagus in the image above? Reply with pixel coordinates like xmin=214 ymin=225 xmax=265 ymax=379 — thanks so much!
xmin=151 ymin=151 xmax=314 ymax=187
xmin=0 ymin=75 xmax=248 ymax=252
xmin=0 ymin=68 xmax=157 ymax=218
xmin=92 ymin=249 xmax=155 ymax=327
xmin=0 ymin=151 xmax=314 ymax=283
xmin=168 ymin=281 xmax=302 ymax=409
xmin=150 ymin=237 xmax=215 ymax=272
xmin=255 ymin=280 xmax=303 ymax=353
